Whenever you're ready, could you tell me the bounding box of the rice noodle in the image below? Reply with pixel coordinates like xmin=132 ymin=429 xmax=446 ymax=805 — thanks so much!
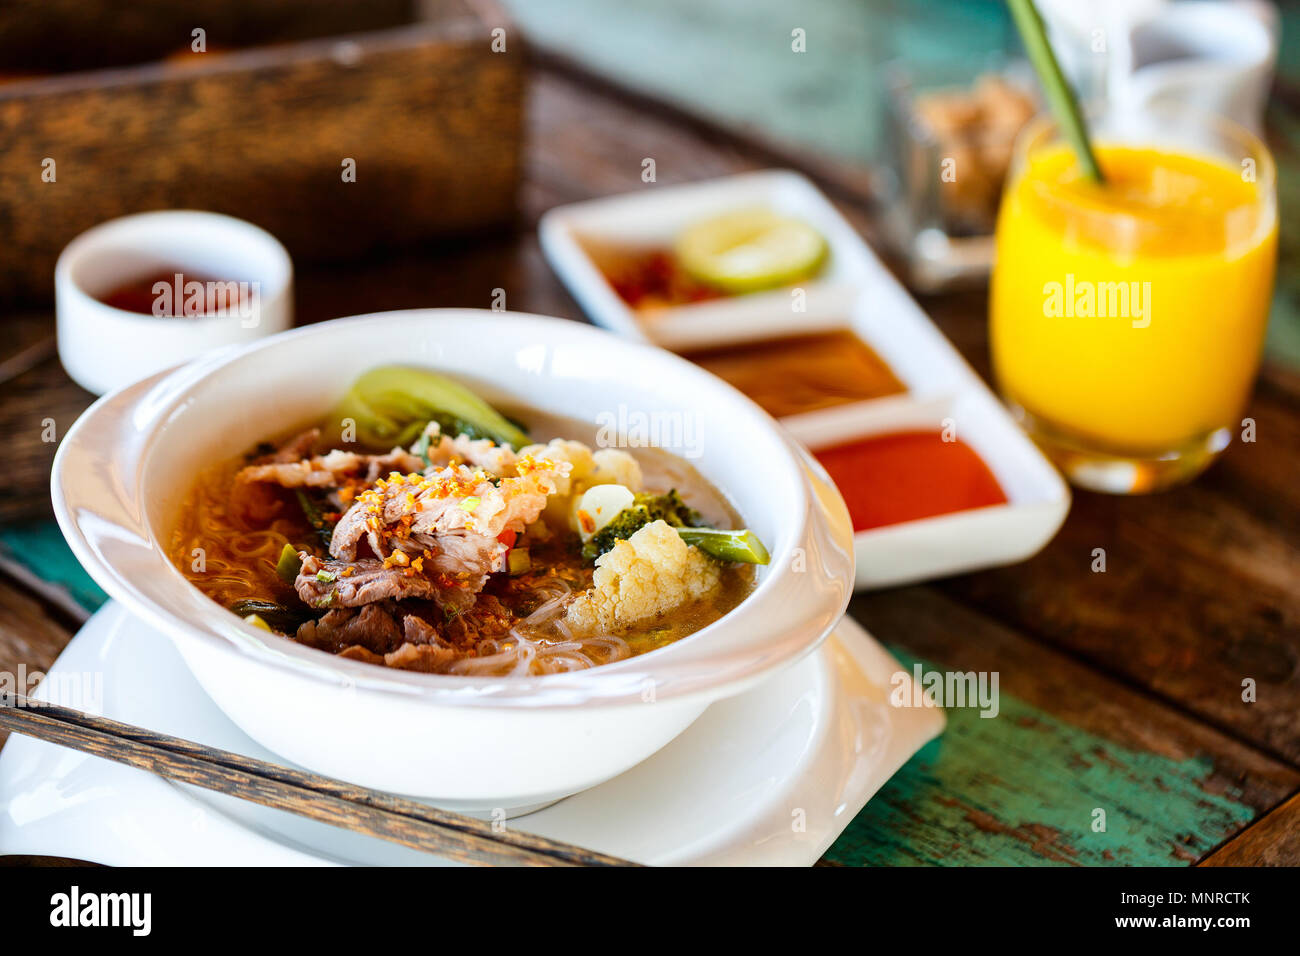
xmin=442 ymin=619 xmax=632 ymax=676
xmin=169 ymin=430 xmax=751 ymax=678
xmin=521 ymin=594 xmax=569 ymax=627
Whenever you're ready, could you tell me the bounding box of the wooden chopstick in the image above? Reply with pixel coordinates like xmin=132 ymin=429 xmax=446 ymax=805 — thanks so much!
xmin=0 ymin=694 xmax=640 ymax=867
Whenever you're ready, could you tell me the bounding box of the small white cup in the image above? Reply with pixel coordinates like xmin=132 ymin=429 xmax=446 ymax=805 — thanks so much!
xmin=56 ymin=210 xmax=294 ymax=395
xmin=1113 ymin=0 xmax=1278 ymax=135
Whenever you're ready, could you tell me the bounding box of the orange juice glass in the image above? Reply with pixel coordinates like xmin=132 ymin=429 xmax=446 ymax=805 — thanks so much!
xmin=990 ymin=108 xmax=1277 ymax=493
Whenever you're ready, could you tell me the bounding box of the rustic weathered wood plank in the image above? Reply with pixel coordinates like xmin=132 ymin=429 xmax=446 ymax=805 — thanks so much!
xmin=0 ymin=0 xmax=525 ymax=303
xmin=1201 ymin=790 xmax=1300 ymax=867
xmin=0 ymin=315 xmax=96 ymax=525
xmin=833 ymin=587 xmax=1300 ymax=866
xmin=937 ymin=395 xmax=1300 ymax=766
xmin=0 ymin=1 xmax=416 ymax=73
xmin=0 ymin=571 xmax=81 ymax=751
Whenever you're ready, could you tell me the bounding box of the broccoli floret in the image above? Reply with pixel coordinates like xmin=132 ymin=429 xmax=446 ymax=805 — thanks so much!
xmin=637 ymin=489 xmax=702 ymax=528
xmin=583 ymin=490 xmax=769 ymax=565
xmin=583 ymin=505 xmax=652 ymax=560
xmin=583 ymin=490 xmax=703 ymax=560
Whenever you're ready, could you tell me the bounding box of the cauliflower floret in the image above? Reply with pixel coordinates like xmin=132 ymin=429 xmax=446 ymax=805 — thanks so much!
xmin=587 ymin=448 xmax=643 ymax=491
xmin=519 ymin=440 xmax=644 ymax=533
xmin=566 ymin=520 xmax=720 ymax=636
xmin=518 ymin=439 xmax=596 ymax=498
xmin=517 ymin=438 xmax=597 ymax=530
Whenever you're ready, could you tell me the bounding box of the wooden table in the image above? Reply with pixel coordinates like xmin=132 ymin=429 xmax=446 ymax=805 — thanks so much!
xmin=2 ymin=58 xmax=1298 ymax=866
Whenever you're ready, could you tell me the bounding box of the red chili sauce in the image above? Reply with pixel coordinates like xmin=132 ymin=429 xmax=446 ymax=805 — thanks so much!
xmin=814 ymin=431 xmax=1007 ymax=532
xmin=583 ymin=245 xmax=723 ymax=311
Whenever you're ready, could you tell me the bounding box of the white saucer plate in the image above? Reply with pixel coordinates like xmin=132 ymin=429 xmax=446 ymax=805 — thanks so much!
xmin=0 ymin=603 xmax=943 ymax=866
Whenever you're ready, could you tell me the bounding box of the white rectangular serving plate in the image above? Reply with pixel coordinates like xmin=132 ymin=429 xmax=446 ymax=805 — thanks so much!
xmin=540 ymin=170 xmax=1070 ymax=588
xmin=539 ymin=169 xmax=870 ymax=350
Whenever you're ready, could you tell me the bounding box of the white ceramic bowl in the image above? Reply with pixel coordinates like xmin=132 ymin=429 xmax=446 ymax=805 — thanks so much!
xmin=52 ymin=309 xmax=854 ymax=811
xmin=56 ymin=210 xmax=294 ymax=395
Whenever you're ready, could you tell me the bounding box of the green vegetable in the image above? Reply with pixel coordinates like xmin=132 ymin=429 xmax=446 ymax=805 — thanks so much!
xmin=507 ymin=547 xmax=531 ymax=576
xmin=584 ymin=490 xmax=701 ymax=560
xmin=228 ymin=600 xmax=312 ymax=633
xmin=294 ymin=490 xmax=336 ymax=551
xmin=583 ymin=507 xmax=653 ymax=560
xmin=636 ymin=489 xmax=702 ymax=528
xmin=677 ymin=528 xmax=770 ymax=565
xmin=583 ymin=490 xmax=768 ymax=564
xmin=411 ymin=428 xmax=434 ymax=466
xmin=329 ymin=366 xmax=530 ymax=450
xmin=275 ymin=543 xmax=303 ymax=583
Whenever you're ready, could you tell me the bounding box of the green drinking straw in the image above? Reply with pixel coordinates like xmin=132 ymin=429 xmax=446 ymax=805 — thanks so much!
xmin=1007 ymin=0 xmax=1106 ymax=183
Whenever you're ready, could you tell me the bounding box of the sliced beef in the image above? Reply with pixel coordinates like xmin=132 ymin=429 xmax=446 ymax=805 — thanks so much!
xmin=290 ymin=577 xmax=518 ymax=673
xmin=269 ymin=429 xmax=321 ymax=463
xmin=294 ymin=552 xmax=476 ymax=613
xmin=382 ymin=642 xmax=459 ymax=672
xmin=442 ymin=594 xmax=514 ymax=647
xmin=330 ymin=462 xmax=562 ymax=561
xmin=295 ymin=604 xmax=403 ymax=654
xmin=240 ymin=447 xmax=424 ymax=489
xmin=337 ymin=645 xmax=385 ymax=665
xmin=297 ymin=609 xmax=464 ymax=673
xmin=326 ymin=463 xmax=563 ymax=612
xmin=356 ymin=449 xmax=426 ymax=483
xmin=329 ymin=520 xmax=504 ymax=600
xmin=419 ymin=424 xmax=519 ymax=476
xmin=401 ymin=614 xmax=446 ymax=646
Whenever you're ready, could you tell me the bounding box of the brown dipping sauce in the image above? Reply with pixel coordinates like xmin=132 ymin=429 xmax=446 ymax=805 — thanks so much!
xmin=99 ymin=270 xmax=253 ymax=317
xmin=683 ymin=330 xmax=906 ymax=418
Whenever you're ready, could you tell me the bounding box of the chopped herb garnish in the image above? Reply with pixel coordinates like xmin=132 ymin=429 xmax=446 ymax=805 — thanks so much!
xmin=295 ymin=489 xmax=337 ymax=551
xmin=228 ymin=599 xmax=312 ymax=633
xmin=411 ymin=428 xmax=434 ymax=466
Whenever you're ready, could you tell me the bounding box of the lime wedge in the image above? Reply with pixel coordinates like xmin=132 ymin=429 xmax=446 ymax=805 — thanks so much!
xmin=675 ymin=209 xmax=828 ymax=294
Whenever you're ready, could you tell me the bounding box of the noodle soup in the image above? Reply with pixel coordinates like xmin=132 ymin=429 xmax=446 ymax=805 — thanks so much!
xmin=169 ymin=368 xmax=764 ymax=677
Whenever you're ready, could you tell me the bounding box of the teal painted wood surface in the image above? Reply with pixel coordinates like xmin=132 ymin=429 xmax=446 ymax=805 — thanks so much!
xmin=825 ymin=649 xmax=1256 ymax=866
xmin=0 ymin=521 xmax=106 ymax=612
